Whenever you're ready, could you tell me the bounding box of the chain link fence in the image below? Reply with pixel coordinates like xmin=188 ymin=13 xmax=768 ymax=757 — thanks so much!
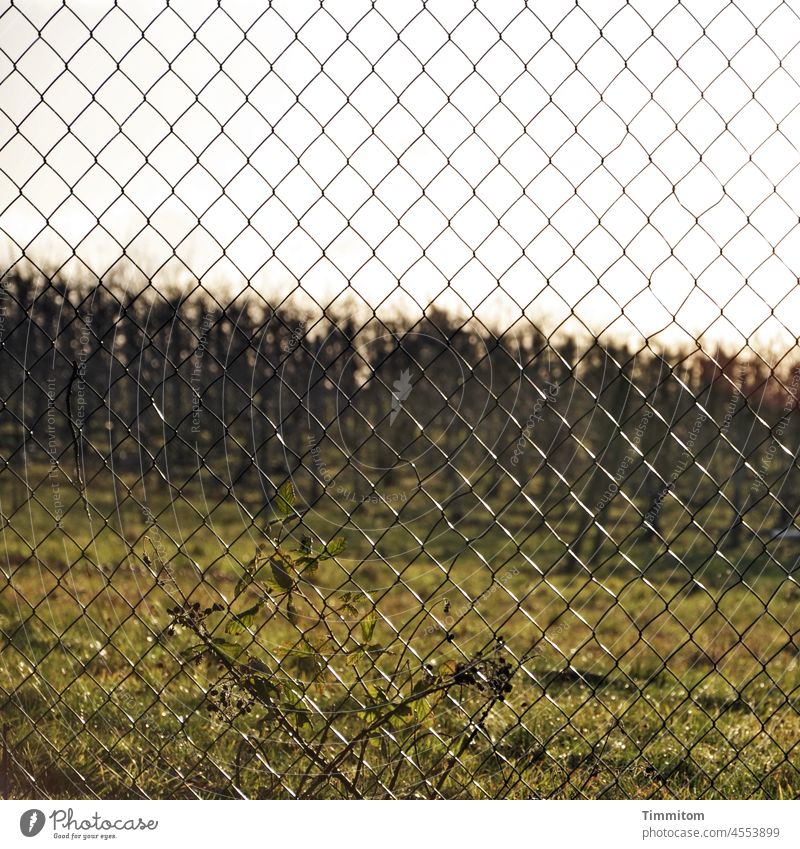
xmin=2 ymin=0 xmax=800 ymax=799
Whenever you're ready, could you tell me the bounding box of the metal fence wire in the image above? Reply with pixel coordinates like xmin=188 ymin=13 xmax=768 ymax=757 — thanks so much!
xmin=2 ymin=0 xmax=800 ymax=800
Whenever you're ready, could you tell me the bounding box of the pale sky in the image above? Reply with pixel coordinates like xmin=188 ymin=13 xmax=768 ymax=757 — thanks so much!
xmin=1 ymin=0 xmax=800 ymax=352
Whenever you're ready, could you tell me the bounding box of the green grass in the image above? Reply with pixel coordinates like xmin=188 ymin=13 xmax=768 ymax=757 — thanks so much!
xmin=2 ymin=477 xmax=800 ymax=799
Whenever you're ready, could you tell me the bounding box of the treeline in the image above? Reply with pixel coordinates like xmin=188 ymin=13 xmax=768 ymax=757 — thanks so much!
xmin=1 ymin=266 xmax=799 ymax=566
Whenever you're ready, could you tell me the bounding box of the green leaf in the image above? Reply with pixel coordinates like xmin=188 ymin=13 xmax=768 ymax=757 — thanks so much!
xmin=246 ymin=657 xmax=271 ymax=675
xmin=270 ymin=554 xmax=294 ymax=591
xmin=286 ymin=593 xmax=298 ymax=625
xmin=360 ymin=609 xmax=377 ymax=644
xmin=365 ymin=683 xmax=389 ymax=704
xmin=362 ymin=686 xmax=388 ymax=723
xmin=225 ymin=601 xmax=263 ymax=635
xmin=235 ymin=547 xmax=267 ymax=597
xmin=394 ymin=702 xmax=415 ymax=720
xmin=234 ymin=571 xmax=252 ymax=598
xmin=249 ymin=676 xmax=278 ymax=703
xmin=179 ymin=643 xmax=207 ymax=663
xmin=286 ymin=705 xmax=312 ymax=728
xmin=414 ymin=697 xmax=434 ymax=727
xmin=285 ymin=640 xmax=327 ymax=677
xmin=282 ymin=694 xmax=312 ymax=728
xmin=337 ymin=591 xmax=359 ymax=618
xmin=326 ymin=536 xmax=346 ymax=556
xmin=411 ymin=676 xmax=435 ymax=696
xmin=320 ymin=536 xmax=346 ymax=560
xmin=211 ymin=636 xmax=244 ymax=662
xmin=275 ymin=481 xmax=295 ymax=517
xmin=295 ymin=554 xmax=320 ymax=576
xmin=244 ymin=661 xmax=280 ymax=702
xmin=409 ymin=677 xmax=440 ymax=725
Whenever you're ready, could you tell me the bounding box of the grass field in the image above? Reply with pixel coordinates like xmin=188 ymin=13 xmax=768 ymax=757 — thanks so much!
xmin=2 ymin=473 xmax=800 ymax=799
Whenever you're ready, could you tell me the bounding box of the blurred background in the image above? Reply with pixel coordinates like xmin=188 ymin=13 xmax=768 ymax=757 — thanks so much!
xmin=2 ymin=0 xmax=800 ymax=800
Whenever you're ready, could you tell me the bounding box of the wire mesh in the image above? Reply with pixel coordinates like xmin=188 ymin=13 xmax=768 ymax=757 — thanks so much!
xmin=1 ymin=0 xmax=800 ymax=799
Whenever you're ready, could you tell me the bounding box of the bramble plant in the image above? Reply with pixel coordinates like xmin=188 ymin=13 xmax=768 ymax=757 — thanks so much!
xmin=160 ymin=481 xmax=525 ymax=798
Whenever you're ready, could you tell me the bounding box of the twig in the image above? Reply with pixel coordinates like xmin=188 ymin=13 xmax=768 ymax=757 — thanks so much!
xmin=184 ymin=618 xmax=362 ymax=798
xmin=433 ymin=697 xmax=497 ymax=794
xmin=299 ymin=666 xmax=481 ymax=798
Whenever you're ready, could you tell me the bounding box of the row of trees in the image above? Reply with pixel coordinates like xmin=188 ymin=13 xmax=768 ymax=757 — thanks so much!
xmin=2 ymin=266 xmax=799 ymax=569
